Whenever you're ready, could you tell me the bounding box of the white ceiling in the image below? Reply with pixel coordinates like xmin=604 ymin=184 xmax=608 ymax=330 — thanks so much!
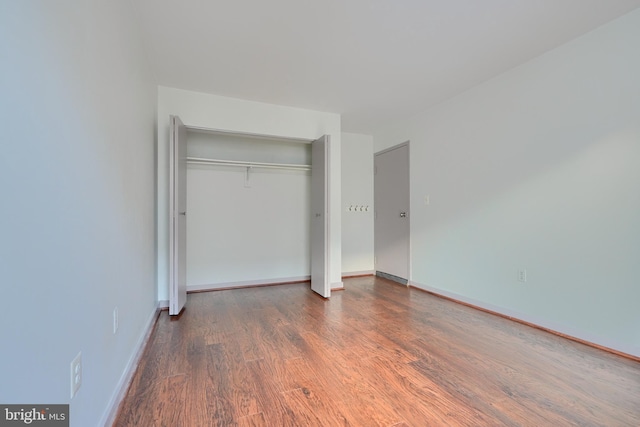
xmin=133 ymin=0 xmax=640 ymax=134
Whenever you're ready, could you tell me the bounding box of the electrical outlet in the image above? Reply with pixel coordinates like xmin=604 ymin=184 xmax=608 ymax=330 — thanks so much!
xmin=518 ymin=269 xmax=527 ymax=283
xmin=70 ymin=352 xmax=82 ymax=399
xmin=113 ymin=307 xmax=119 ymax=334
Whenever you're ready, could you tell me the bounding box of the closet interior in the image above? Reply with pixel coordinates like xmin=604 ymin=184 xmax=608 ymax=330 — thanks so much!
xmin=185 ymin=128 xmax=313 ymax=291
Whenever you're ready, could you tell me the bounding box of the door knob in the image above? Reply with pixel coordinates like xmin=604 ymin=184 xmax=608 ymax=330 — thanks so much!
xmin=399 ymin=212 xmax=407 ymax=218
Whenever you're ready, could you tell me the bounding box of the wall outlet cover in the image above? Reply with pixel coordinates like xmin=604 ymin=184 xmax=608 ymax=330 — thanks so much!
xmin=70 ymin=352 xmax=82 ymax=398
xmin=518 ymin=269 xmax=527 ymax=282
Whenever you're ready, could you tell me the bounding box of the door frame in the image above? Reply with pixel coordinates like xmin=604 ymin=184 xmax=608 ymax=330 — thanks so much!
xmin=374 ymin=141 xmax=411 ymax=284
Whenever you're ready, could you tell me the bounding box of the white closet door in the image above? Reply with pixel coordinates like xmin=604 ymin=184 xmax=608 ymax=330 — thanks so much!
xmin=310 ymin=135 xmax=330 ymax=298
xmin=169 ymin=115 xmax=188 ymax=315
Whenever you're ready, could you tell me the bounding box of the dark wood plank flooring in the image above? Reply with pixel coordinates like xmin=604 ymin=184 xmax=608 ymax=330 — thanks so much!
xmin=114 ymin=276 xmax=640 ymax=426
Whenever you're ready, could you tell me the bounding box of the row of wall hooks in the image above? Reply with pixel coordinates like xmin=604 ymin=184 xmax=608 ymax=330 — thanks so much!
xmin=347 ymin=205 xmax=370 ymax=212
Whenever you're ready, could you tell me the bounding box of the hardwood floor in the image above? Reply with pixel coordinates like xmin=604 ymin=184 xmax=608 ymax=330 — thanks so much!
xmin=114 ymin=276 xmax=640 ymax=426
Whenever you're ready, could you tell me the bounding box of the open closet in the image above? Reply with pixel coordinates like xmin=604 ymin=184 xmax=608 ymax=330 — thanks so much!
xmin=169 ymin=116 xmax=329 ymax=315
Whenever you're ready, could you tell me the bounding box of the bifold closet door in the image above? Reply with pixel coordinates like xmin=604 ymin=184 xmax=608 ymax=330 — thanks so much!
xmin=169 ymin=115 xmax=187 ymax=315
xmin=310 ymin=135 xmax=330 ymax=298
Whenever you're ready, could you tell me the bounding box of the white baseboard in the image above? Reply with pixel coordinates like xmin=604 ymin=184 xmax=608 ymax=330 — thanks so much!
xmin=331 ymin=281 xmax=344 ymax=291
xmin=158 ymin=300 xmax=169 ymax=309
xmin=187 ymin=275 xmax=311 ymax=292
xmin=410 ymin=280 xmax=640 ymax=359
xmin=99 ymin=304 xmax=161 ymax=426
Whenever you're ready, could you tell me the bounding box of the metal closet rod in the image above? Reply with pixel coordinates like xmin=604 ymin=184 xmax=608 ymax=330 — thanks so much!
xmin=186 ymin=157 xmax=311 ymax=171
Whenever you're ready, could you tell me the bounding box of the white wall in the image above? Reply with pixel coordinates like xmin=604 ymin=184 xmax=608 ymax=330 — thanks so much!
xmin=186 ymin=132 xmax=312 ymax=289
xmin=373 ymin=9 xmax=640 ymax=357
xmin=341 ymin=133 xmax=375 ymax=275
xmin=157 ymin=87 xmax=342 ymax=301
xmin=0 ymin=1 xmax=157 ymax=426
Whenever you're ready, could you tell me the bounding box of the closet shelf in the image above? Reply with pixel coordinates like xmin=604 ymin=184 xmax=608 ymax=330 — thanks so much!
xmin=186 ymin=157 xmax=311 ymax=171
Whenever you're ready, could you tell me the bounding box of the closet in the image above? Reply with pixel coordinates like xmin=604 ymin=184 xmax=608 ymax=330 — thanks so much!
xmin=169 ymin=116 xmax=329 ymax=315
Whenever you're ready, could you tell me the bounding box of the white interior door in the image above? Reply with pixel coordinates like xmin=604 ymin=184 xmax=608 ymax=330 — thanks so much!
xmin=169 ymin=115 xmax=188 ymax=315
xmin=310 ymin=135 xmax=330 ymax=297
xmin=374 ymin=142 xmax=410 ymax=283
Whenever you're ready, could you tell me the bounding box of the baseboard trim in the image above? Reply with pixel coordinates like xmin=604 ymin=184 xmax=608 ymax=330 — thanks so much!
xmin=409 ymin=281 xmax=640 ymax=362
xmin=187 ymin=276 xmax=311 ymax=293
xmin=331 ymin=282 xmax=345 ymax=291
xmin=99 ymin=304 xmax=161 ymax=426
xmin=341 ymin=270 xmax=375 ymax=279
xmin=376 ymin=271 xmax=408 ymax=285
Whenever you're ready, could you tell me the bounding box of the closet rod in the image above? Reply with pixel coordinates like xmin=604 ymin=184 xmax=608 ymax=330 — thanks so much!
xmin=186 ymin=157 xmax=311 ymax=171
